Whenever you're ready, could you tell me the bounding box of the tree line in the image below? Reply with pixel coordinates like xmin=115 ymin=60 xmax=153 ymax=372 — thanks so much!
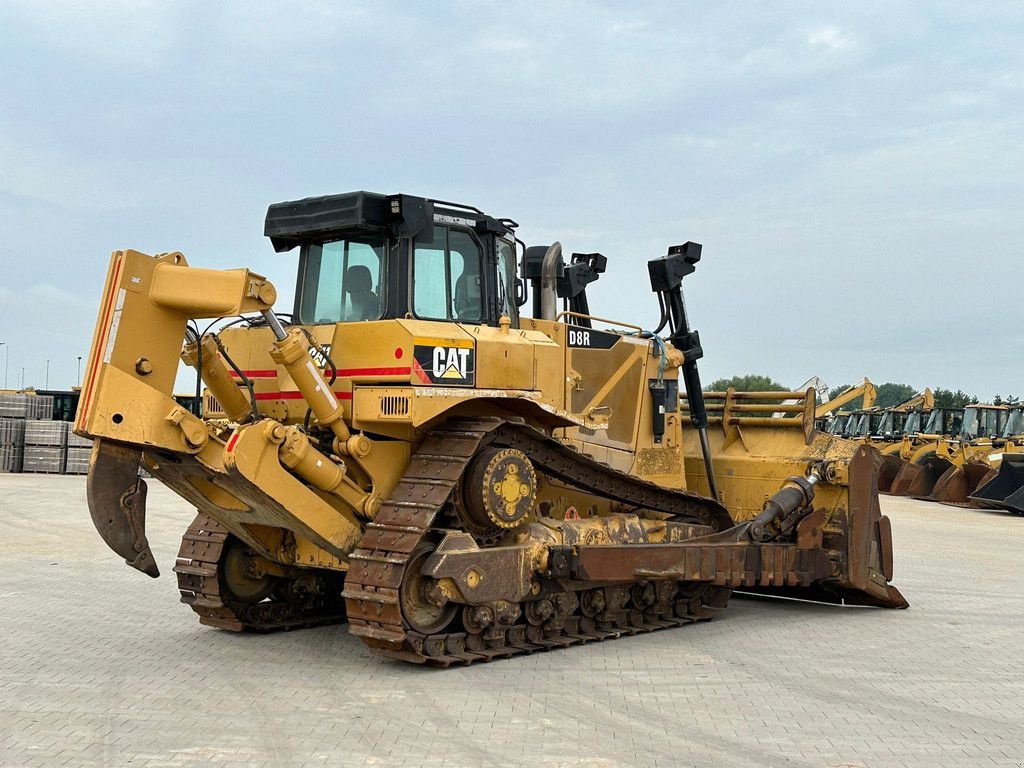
xmin=705 ymin=374 xmax=1016 ymax=410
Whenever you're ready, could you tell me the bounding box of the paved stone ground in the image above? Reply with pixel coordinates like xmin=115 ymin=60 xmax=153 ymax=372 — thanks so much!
xmin=1 ymin=474 xmax=1023 ymax=768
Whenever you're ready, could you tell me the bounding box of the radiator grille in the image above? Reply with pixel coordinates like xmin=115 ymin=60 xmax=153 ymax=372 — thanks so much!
xmin=204 ymin=393 xmax=224 ymax=416
xmin=379 ymin=394 xmax=410 ymax=418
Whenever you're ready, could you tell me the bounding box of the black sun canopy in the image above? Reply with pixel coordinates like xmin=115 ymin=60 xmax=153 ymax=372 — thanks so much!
xmin=264 ymin=191 xmax=435 ymax=252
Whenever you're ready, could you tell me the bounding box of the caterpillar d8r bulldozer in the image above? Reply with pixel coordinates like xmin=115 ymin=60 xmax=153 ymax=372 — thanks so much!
xmin=75 ymin=191 xmax=906 ymax=667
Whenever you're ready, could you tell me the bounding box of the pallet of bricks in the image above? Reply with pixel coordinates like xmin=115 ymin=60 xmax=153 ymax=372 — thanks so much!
xmin=0 ymin=393 xmax=56 ymax=473
xmin=66 ymin=426 xmax=92 ymax=475
xmin=0 ymin=416 xmax=25 ymax=473
xmin=25 ymin=416 xmax=66 ymax=474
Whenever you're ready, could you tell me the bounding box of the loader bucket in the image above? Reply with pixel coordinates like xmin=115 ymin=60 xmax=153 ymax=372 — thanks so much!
xmin=927 ymin=461 xmax=994 ymax=505
xmin=86 ymin=438 xmax=158 ymax=577
xmin=889 ymin=453 xmax=950 ymax=497
xmin=877 ymin=454 xmax=905 ymax=493
xmin=969 ymin=454 xmax=1024 ymax=515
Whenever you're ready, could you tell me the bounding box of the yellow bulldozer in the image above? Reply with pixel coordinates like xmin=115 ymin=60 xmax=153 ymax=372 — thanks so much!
xmin=75 ymin=191 xmax=906 ymax=666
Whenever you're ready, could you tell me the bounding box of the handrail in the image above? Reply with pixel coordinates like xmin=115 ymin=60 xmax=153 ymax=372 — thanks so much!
xmin=553 ymin=311 xmax=645 ymax=334
xmin=680 ymin=386 xmax=816 ymax=444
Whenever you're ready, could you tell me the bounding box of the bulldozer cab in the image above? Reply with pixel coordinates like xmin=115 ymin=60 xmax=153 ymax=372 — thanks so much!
xmin=269 ymin=192 xmax=523 ymax=331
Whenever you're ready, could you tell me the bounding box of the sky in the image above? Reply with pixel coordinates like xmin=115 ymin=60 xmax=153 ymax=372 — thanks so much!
xmin=0 ymin=1 xmax=1021 ymax=398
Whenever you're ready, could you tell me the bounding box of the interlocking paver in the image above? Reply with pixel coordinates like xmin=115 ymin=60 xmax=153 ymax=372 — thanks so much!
xmin=2 ymin=474 xmax=1023 ymax=767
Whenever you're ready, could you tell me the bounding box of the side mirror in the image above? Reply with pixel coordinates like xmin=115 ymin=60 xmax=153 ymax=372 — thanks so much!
xmin=514 ymin=277 xmax=528 ymax=307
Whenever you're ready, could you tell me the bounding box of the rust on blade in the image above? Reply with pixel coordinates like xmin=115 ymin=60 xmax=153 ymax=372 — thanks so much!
xmin=835 ymin=447 xmax=908 ymax=608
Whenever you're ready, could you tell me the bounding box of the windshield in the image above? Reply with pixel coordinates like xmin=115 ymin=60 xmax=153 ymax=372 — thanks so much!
xmin=959 ymin=407 xmax=1001 ymax=440
xmin=297 ymin=237 xmax=386 ymax=323
xmin=892 ymin=412 xmax=908 ymax=435
xmin=960 ymin=407 xmax=980 ymax=440
xmin=947 ymin=410 xmax=963 ymax=437
xmin=904 ymin=412 xmax=921 ymax=435
xmin=1003 ymin=409 xmax=1024 ymax=437
xmin=878 ymin=412 xmax=893 ymax=434
xmin=496 ymin=237 xmax=518 ymax=324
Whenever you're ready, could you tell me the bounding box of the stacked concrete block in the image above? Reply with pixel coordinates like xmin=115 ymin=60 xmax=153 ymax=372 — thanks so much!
xmin=0 ymin=418 xmax=25 ymax=472
xmin=65 ymin=428 xmax=93 ymax=475
xmin=0 ymin=393 xmax=54 ymax=420
xmin=23 ymin=420 xmax=68 ymax=474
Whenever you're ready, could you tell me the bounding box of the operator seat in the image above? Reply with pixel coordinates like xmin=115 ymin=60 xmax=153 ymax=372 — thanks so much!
xmin=453 ymin=271 xmax=482 ymax=322
xmin=345 ymin=264 xmax=378 ymax=321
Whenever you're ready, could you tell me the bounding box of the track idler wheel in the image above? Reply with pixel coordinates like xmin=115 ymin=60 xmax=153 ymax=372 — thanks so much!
xmin=400 ymin=545 xmax=457 ymax=635
xmin=220 ymin=539 xmax=275 ymax=603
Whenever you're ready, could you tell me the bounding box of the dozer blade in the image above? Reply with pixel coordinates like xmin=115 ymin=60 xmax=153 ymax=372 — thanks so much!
xmin=822 ymin=447 xmax=907 ymax=607
xmin=741 ymin=447 xmax=908 ymax=608
xmin=970 ymin=454 xmax=1024 ymax=515
xmin=86 ymin=438 xmax=159 ymax=577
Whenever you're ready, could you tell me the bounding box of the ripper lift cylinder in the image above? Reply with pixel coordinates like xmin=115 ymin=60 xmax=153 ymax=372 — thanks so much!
xmin=648 ymin=243 xmax=719 ymax=501
xmin=265 ymin=315 xmax=351 ymax=446
xmin=181 ymin=334 xmax=252 ymax=423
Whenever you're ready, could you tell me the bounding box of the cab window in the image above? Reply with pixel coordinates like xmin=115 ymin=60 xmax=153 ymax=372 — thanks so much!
xmin=413 ymin=226 xmax=483 ymax=322
xmin=496 ymin=237 xmax=518 ymax=324
xmin=298 ymin=237 xmax=385 ymax=323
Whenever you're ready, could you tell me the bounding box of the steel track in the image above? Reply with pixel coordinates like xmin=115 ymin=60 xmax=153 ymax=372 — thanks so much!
xmin=342 ymin=418 xmax=734 ymax=666
xmin=174 ymin=513 xmax=346 ymax=632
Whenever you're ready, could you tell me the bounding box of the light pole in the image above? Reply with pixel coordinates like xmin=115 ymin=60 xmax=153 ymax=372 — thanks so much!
xmin=0 ymin=342 xmax=7 ymax=389
xmin=20 ymin=366 xmax=25 ymax=390
xmin=77 ymin=356 xmax=82 ymax=387
xmin=45 ymin=359 xmax=50 ymax=390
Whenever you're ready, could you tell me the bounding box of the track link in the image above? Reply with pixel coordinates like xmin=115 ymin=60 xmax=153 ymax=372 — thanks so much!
xmin=174 ymin=513 xmax=346 ymax=632
xmin=343 ymin=418 xmax=733 ymax=666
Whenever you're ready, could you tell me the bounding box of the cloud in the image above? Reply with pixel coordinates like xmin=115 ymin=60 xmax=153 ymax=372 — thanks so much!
xmin=807 ymin=25 xmax=855 ymax=51
xmin=0 ymin=3 xmax=1021 ymax=398
xmin=0 ymin=0 xmax=178 ymax=68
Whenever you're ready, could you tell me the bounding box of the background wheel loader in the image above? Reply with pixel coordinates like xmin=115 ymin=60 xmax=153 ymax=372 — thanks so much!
xmin=75 ymin=191 xmax=906 ymax=667
xmin=888 ymin=404 xmax=1009 ymax=504
xmin=963 ymin=405 xmax=1024 ymax=515
xmin=813 ymin=378 xmax=876 ymax=434
xmin=843 ymin=390 xmax=935 ymax=492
